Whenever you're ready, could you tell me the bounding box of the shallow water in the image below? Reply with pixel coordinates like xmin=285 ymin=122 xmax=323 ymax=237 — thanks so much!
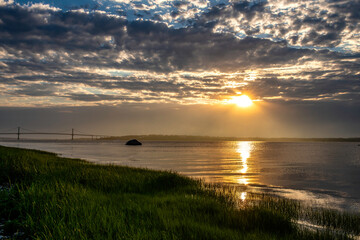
xmin=1 ymin=140 xmax=359 ymax=211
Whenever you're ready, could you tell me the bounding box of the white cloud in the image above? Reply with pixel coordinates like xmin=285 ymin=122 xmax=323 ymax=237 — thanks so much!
xmin=25 ymin=3 xmax=61 ymax=11
xmin=0 ymin=0 xmax=13 ymax=6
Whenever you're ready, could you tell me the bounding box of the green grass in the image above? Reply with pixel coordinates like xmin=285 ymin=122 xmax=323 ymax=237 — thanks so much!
xmin=0 ymin=145 xmax=359 ymax=239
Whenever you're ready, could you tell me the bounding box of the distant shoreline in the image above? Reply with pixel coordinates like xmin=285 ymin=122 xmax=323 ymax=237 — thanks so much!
xmin=1 ymin=135 xmax=360 ymax=142
xmin=100 ymin=135 xmax=360 ymax=142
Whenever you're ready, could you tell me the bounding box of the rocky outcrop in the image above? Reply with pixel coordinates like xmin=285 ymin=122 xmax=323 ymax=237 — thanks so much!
xmin=125 ymin=139 xmax=142 ymax=145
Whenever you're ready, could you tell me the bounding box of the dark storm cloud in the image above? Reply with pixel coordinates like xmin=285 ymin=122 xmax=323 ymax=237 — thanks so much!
xmin=9 ymin=83 xmax=58 ymax=97
xmin=0 ymin=6 xmax=127 ymax=52
xmin=330 ymin=0 xmax=360 ymax=20
xmin=173 ymin=1 xmax=189 ymax=8
xmin=193 ymin=0 xmax=359 ymax=48
xmin=198 ymin=0 xmax=267 ymax=23
xmin=294 ymin=15 xmax=347 ymax=47
xmin=0 ymin=4 xmax=315 ymax=73
xmin=232 ymin=0 xmax=267 ymax=20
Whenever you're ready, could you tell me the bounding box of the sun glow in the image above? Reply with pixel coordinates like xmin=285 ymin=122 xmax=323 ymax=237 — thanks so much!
xmin=230 ymin=95 xmax=253 ymax=108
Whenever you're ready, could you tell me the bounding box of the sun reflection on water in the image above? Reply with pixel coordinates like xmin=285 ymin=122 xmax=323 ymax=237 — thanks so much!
xmin=236 ymin=142 xmax=253 ymax=186
xmin=240 ymin=192 xmax=247 ymax=201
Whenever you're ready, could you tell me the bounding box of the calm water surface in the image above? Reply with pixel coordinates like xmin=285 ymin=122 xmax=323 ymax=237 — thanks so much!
xmin=1 ymin=140 xmax=359 ymax=211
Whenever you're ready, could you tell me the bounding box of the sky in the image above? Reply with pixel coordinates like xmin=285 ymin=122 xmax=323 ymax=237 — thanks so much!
xmin=0 ymin=0 xmax=359 ymax=137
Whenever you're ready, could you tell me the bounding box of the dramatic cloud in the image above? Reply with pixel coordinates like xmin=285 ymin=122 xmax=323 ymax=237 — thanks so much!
xmin=1 ymin=1 xmax=359 ymax=107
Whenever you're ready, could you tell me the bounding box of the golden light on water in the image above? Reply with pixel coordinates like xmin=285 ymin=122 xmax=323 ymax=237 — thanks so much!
xmin=236 ymin=141 xmax=253 ymax=185
xmin=238 ymin=178 xmax=249 ymax=185
xmin=202 ymin=141 xmax=255 ymax=200
xmin=240 ymin=192 xmax=247 ymax=201
xmin=229 ymin=95 xmax=253 ymax=108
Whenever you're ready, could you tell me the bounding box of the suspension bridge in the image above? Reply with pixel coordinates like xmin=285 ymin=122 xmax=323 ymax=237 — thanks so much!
xmin=0 ymin=127 xmax=112 ymax=140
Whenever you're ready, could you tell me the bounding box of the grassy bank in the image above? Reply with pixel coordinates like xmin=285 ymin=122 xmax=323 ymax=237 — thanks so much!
xmin=0 ymin=146 xmax=358 ymax=239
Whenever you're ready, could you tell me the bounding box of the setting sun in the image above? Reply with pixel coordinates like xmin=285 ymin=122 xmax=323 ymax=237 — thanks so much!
xmin=230 ymin=95 xmax=253 ymax=108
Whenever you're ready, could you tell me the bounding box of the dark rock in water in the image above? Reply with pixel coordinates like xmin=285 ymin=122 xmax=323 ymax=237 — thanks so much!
xmin=125 ymin=139 xmax=142 ymax=145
